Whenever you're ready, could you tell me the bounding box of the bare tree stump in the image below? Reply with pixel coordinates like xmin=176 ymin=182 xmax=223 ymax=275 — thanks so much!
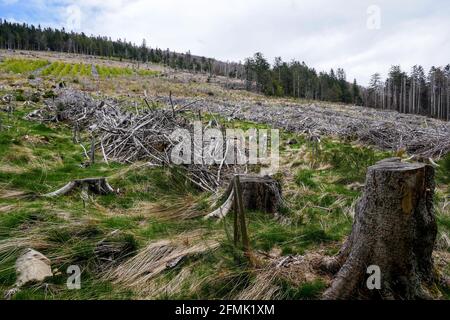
xmin=205 ymin=175 xmax=282 ymax=219
xmin=322 ymin=158 xmax=437 ymax=300
xmin=238 ymin=175 xmax=282 ymax=213
xmin=43 ymin=177 xmax=115 ymax=198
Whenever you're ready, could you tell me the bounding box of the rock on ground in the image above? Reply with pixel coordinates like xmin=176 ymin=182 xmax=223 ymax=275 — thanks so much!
xmin=15 ymin=248 xmax=53 ymax=287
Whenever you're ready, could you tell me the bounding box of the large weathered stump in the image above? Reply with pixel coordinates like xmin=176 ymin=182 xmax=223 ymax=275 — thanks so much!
xmin=322 ymin=158 xmax=437 ymax=299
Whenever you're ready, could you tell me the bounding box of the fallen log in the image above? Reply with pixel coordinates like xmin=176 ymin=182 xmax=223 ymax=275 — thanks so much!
xmin=321 ymin=158 xmax=438 ymax=300
xmin=43 ymin=177 xmax=115 ymax=198
xmin=205 ymin=175 xmax=282 ymax=219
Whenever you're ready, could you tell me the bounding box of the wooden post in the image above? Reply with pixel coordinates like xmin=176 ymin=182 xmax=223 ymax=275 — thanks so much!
xmin=233 ymin=175 xmax=253 ymax=266
xmin=90 ymin=135 xmax=96 ymax=164
xmin=233 ymin=192 xmax=240 ymax=247
xmin=72 ymin=123 xmax=79 ymax=144
xmin=7 ymin=103 xmax=13 ymax=119
xmin=169 ymin=91 xmax=175 ymax=117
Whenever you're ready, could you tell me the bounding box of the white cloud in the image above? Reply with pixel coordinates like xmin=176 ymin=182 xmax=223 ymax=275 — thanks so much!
xmin=22 ymin=0 xmax=450 ymax=85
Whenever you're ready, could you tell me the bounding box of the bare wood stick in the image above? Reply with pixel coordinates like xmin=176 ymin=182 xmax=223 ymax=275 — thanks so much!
xmin=101 ymin=139 xmax=109 ymax=164
xmin=169 ymin=91 xmax=175 ymax=117
xmin=234 ymin=175 xmax=252 ymax=265
xmin=90 ymin=135 xmax=96 ymax=164
xmin=204 ymin=191 xmax=234 ymax=219
xmin=80 ymin=143 xmax=89 ymax=160
xmin=233 ymin=191 xmax=240 ymax=246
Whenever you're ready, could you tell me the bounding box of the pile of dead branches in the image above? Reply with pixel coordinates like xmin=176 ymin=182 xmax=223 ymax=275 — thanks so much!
xmin=25 ymin=90 xmax=101 ymax=125
xmin=25 ymin=89 xmax=223 ymax=192
xmin=172 ymin=96 xmax=450 ymax=159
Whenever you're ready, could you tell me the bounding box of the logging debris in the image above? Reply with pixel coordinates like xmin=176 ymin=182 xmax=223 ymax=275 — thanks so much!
xmin=25 ymin=89 xmax=239 ymax=192
xmin=172 ymin=96 xmax=450 ymax=159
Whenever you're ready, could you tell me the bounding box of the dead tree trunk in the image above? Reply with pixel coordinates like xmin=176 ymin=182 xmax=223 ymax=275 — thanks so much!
xmin=322 ymin=158 xmax=437 ymax=300
xmin=205 ymin=175 xmax=282 ymax=219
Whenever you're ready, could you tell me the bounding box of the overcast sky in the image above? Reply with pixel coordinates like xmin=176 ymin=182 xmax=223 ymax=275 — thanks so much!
xmin=1 ymin=0 xmax=449 ymax=85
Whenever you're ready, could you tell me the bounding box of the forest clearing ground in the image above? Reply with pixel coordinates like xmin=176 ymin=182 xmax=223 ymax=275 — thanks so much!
xmin=0 ymin=50 xmax=449 ymax=300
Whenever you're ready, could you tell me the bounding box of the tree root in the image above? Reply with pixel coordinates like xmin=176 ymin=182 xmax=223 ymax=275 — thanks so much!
xmin=42 ymin=177 xmax=116 ymax=198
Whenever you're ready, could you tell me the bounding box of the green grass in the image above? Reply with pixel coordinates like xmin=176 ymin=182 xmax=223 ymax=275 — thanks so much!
xmin=137 ymin=69 xmax=159 ymax=77
xmin=295 ymin=169 xmax=317 ymax=188
xmin=70 ymin=63 xmax=81 ymax=76
xmin=0 ymin=58 xmax=49 ymax=74
xmin=316 ymin=140 xmax=390 ymax=183
xmin=80 ymin=63 xmax=92 ymax=76
xmin=58 ymin=63 xmax=72 ymax=77
xmin=437 ymin=153 xmax=450 ymax=186
xmin=0 ymin=61 xmax=448 ymax=300
xmin=41 ymin=61 xmax=92 ymax=78
xmin=96 ymin=65 xmax=134 ymax=78
xmin=41 ymin=61 xmax=60 ymax=76
xmin=247 ymin=211 xmax=349 ymax=255
xmin=0 ymin=57 xmax=157 ymax=80
xmin=11 ymin=278 xmax=134 ymax=300
xmin=96 ymin=64 xmax=159 ymax=78
xmin=437 ymin=215 xmax=450 ymax=233
xmin=50 ymin=62 xmax=66 ymax=77
xmin=279 ymin=279 xmax=327 ymax=299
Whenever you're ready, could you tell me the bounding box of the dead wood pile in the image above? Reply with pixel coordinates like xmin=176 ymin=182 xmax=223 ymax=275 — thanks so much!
xmin=25 ymin=90 xmax=233 ymax=192
xmin=173 ymin=96 xmax=450 ymax=159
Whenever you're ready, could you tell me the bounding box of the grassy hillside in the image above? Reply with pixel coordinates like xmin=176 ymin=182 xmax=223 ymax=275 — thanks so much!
xmin=0 ymin=50 xmax=448 ymax=300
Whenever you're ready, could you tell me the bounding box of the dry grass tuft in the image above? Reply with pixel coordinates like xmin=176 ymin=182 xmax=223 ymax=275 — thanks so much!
xmin=0 ymin=204 xmax=16 ymax=213
xmin=235 ymin=268 xmax=281 ymax=300
xmin=105 ymin=231 xmax=219 ymax=296
xmin=235 ymin=253 xmax=331 ymax=300
xmin=21 ymin=135 xmax=50 ymax=145
xmin=133 ymin=194 xmax=205 ymax=220
xmin=0 ymin=189 xmax=29 ymax=199
xmin=136 ymin=266 xmax=193 ymax=298
xmin=0 ymin=235 xmax=51 ymax=276
xmin=0 ymin=236 xmax=50 ymax=255
xmin=437 ymin=231 xmax=450 ymax=251
xmin=0 ymin=164 xmax=25 ymax=174
xmin=4 ymin=145 xmax=37 ymax=164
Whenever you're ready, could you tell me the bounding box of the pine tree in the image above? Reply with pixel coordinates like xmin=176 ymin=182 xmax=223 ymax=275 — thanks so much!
xmin=352 ymin=79 xmax=362 ymax=105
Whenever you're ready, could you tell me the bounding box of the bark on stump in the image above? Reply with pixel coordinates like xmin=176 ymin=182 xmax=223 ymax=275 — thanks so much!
xmin=322 ymin=158 xmax=437 ymax=300
xmin=237 ymin=175 xmax=282 ymax=213
xmin=205 ymin=175 xmax=283 ymax=219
